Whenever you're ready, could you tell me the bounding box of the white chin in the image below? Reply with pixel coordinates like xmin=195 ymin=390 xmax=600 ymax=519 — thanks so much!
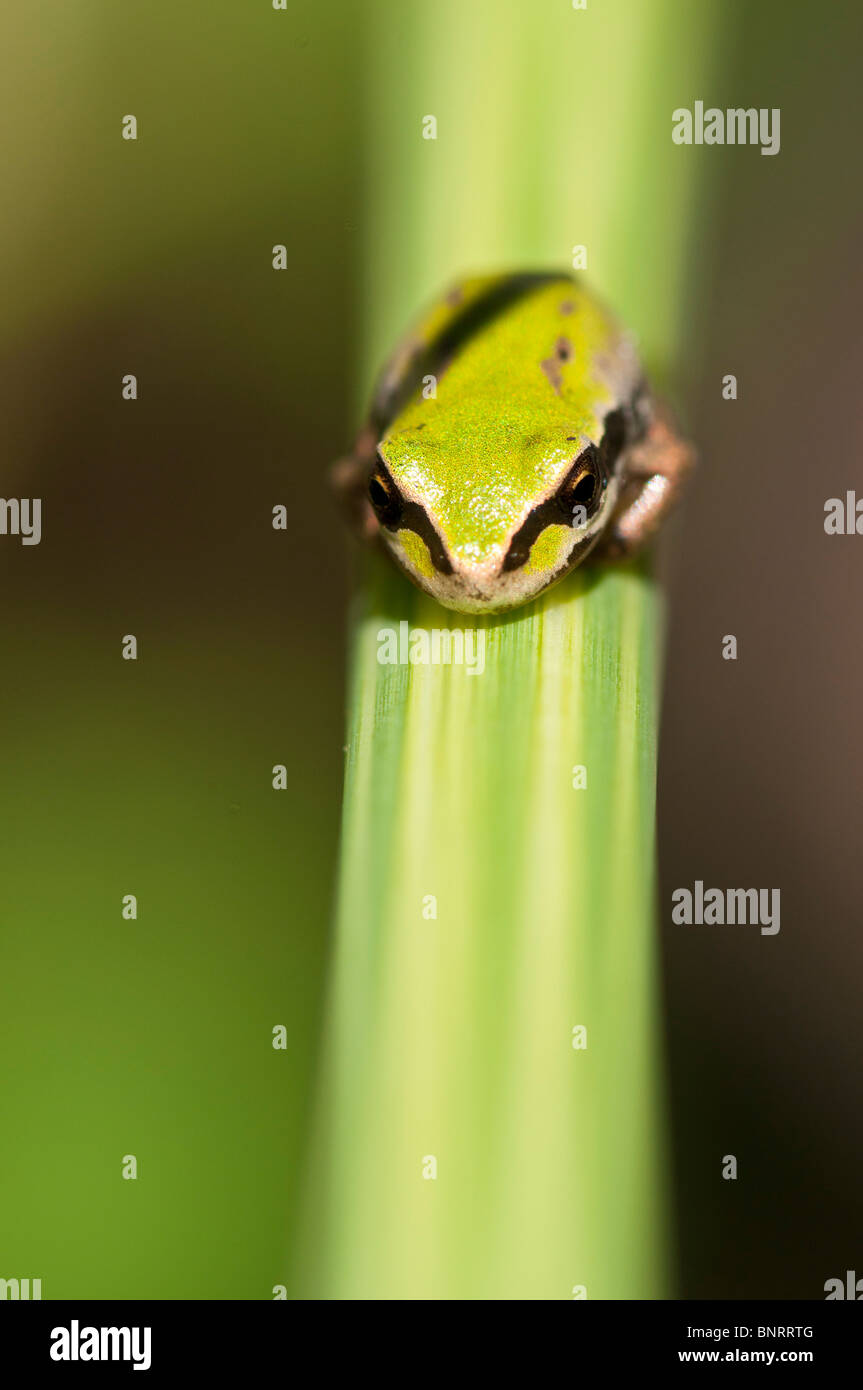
xmin=394 ymin=554 xmax=574 ymax=615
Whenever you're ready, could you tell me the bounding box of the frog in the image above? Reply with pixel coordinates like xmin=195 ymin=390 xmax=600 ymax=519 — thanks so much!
xmin=332 ymin=271 xmax=694 ymax=614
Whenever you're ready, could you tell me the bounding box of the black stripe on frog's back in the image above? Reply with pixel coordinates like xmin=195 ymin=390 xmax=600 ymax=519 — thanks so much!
xmin=370 ymin=271 xmax=569 ymax=433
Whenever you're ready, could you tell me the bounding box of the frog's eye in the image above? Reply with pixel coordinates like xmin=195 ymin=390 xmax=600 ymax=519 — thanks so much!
xmin=367 ymin=463 xmax=404 ymax=528
xmin=557 ymin=445 xmax=601 ymax=519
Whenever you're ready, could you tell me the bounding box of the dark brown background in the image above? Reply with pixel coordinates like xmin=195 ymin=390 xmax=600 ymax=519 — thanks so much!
xmin=658 ymin=7 xmax=863 ymax=1297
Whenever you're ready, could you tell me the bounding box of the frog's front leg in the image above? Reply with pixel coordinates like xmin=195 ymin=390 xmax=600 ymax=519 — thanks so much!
xmin=601 ymin=403 xmax=695 ymax=559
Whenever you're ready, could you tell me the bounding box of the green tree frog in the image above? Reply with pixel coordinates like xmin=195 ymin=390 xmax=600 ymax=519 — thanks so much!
xmin=333 ymin=272 xmax=694 ymax=613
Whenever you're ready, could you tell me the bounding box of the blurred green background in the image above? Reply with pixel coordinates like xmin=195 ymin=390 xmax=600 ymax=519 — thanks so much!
xmin=1 ymin=0 xmax=861 ymax=1299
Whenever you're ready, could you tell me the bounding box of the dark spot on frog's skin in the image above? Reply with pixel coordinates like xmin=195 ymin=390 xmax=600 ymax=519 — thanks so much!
xmin=540 ymin=337 xmax=573 ymax=394
xmin=560 ymin=299 xmax=574 ymax=315
xmin=446 ymin=286 xmax=465 ymax=307
xmin=541 ymin=356 xmax=562 ymax=393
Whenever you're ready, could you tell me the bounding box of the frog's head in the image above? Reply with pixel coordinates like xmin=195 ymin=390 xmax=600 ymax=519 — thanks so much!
xmin=369 ymin=409 xmax=626 ymax=614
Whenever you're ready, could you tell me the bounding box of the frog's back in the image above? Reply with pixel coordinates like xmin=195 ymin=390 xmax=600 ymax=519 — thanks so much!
xmin=371 ymin=271 xmax=638 ymax=435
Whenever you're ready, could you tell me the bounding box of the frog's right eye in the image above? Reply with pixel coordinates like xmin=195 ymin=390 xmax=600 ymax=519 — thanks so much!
xmin=368 ymin=464 xmax=404 ymax=528
xmin=557 ymin=444 xmax=601 ymax=519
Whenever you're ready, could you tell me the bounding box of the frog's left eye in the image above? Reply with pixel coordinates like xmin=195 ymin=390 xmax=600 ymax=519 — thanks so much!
xmin=557 ymin=445 xmax=601 ymax=517
xmin=367 ymin=462 xmax=404 ymax=528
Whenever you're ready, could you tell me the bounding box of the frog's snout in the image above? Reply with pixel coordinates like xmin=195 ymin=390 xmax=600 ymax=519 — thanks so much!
xmin=426 ymin=548 xmax=554 ymax=615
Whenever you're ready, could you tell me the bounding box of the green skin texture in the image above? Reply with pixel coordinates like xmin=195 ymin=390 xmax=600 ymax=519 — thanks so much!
xmin=376 ymin=276 xmax=634 ymax=611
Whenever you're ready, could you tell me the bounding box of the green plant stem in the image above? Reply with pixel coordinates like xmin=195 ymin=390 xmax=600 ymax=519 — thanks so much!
xmin=294 ymin=0 xmax=722 ymax=1299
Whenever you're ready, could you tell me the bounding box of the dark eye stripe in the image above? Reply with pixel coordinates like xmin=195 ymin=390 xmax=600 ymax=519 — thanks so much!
xmin=397 ymin=503 xmax=454 ymax=575
xmin=501 ymin=495 xmax=574 ymax=573
xmin=368 ymin=456 xmax=453 ymax=574
xmin=501 ymin=407 xmax=629 ymax=573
